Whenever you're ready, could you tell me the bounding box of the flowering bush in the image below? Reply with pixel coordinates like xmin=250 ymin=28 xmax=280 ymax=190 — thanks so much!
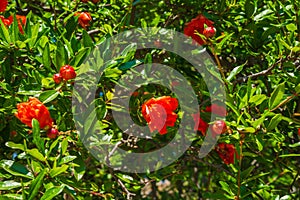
xmin=0 ymin=0 xmax=299 ymax=199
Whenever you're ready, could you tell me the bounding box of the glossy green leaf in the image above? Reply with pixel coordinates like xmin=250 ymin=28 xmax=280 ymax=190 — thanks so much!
xmin=49 ymin=165 xmax=68 ymax=178
xmin=40 ymin=185 xmax=65 ymax=200
xmin=269 ymin=82 xmax=285 ymax=110
xmin=32 ymin=119 xmax=45 ymax=153
xmin=28 ymin=169 xmax=47 ymax=200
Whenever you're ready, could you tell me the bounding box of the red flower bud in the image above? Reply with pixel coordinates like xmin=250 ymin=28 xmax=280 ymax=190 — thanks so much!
xmin=59 ymin=65 xmax=76 ymax=81
xmin=75 ymin=12 xmax=92 ymax=28
xmin=203 ymin=27 xmax=216 ymax=38
xmin=53 ymin=73 xmax=63 ymax=84
xmin=210 ymin=120 xmax=227 ymax=137
xmin=47 ymin=128 xmax=59 ymax=139
xmin=298 ymin=128 xmax=300 ymax=136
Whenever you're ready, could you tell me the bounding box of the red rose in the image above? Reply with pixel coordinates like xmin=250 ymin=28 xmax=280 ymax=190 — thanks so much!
xmin=141 ymin=96 xmax=178 ymax=135
xmin=0 ymin=0 xmax=8 ymax=12
xmin=47 ymin=128 xmax=59 ymax=139
xmin=15 ymin=97 xmax=53 ymax=129
xmin=184 ymin=14 xmax=214 ymax=45
xmin=203 ymin=27 xmax=216 ymax=38
xmin=53 ymin=73 xmax=63 ymax=84
xmin=216 ymin=143 xmax=238 ymax=165
xmin=192 ymin=113 xmax=209 ymax=136
xmin=59 ymin=65 xmax=76 ymax=81
xmin=204 ymin=104 xmax=227 ymax=116
xmin=210 ymin=120 xmax=227 ymax=137
xmin=75 ymin=12 xmax=92 ymax=28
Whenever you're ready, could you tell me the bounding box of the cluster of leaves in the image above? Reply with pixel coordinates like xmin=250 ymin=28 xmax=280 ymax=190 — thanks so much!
xmin=0 ymin=0 xmax=300 ymax=199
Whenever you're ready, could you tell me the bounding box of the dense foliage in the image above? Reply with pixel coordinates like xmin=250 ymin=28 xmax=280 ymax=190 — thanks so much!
xmin=0 ymin=0 xmax=300 ymax=199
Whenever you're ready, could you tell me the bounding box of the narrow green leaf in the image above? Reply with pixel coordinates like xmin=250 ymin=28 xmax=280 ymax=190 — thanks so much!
xmin=39 ymin=90 xmax=60 ymax=104
xmin=267 ymin=114 xmax=282 ymax=131
xmin=249 ymin=94 xmax=267 ymax=106
xmin=27 ymin=149 xmax=46 ymax=162
xmin=269 ymin=82 xmax=285 ymax=110
xmin=43 ymin=43 xmax=51 ymax=70
xmin=279 ymin=154 xmax=300 ymax=157
xmin=28 ymin=169 xmax=47 ymax=200
xmin=58 ymin=156 xmax=77 ymax=165
xmin=40 ymin=185 xmax=65 ymax=200
xmin=32 ymin=119 xmax=45 ymax=153
xmin=49 ymin=165 xmax=68 ymax=178
xmin=0 ymin=180 xmax=22 ymax=190
xmin=5 ymin=142 xmax=25 ymax=151
xmin=226 ymin=63 xmax=245 ymax=81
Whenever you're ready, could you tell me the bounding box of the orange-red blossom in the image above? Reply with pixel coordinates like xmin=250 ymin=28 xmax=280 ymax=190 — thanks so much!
xmin=15 ymin=97 xmax=53 ymax=129
xmin=141 ymin=96 xmax=178 ymax=135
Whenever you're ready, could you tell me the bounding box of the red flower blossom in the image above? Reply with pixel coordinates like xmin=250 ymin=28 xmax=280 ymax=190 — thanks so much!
xmin=0 ymin=0 xmax=8 ymax=12
xmin=0 ymin=15 xmax=12 ymax=26
xmin=192 ymin=113 xmax=209 ymax=135
xmin=15 ymin=97 xmax=53 ymax=129
xmin=298 ymin=128 xmax=300 ymax=136
xmin=75 ymin=12 xmax=92 ymax=28
xmin=184 ymin=14 xmax=214 ymax=45
xmin=204 ymin=104 xmax=227 ymax=116
xmin=216 ymin=143 xmax=238 ymax=165
xmin=141 ymin=96 xmax=178 ymax=135
xmin=0 ymin=15 xmax=26 ymax=34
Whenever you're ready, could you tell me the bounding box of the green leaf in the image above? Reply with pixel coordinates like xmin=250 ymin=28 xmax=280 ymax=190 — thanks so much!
xmin=39 ymin=90 xmax=60 ymax=104
xmin=226 ymin=63 xmax=245 ymax=81
xmin=82 ymin=30 xmax=94 ymax=47
xmin=43 ymin=43 xmax=51 ymax=70
xmin=267 ymin=114 xmax=282 ymax=131
xmin=49 ymin=165 xmax=68 ymax=178
xmin=0 ymin=194 xmax=23 ymax=199
xmin=5 ymin=142 xmax=25 ymax=151
xmin=279 ymin=154 xmax=300 ymax=157
xmin=0 ymin=181 xmax=22 ymax=190
xmin=58 ymin=156 xmax=77 ymax=165
xmin=73 ymin=154 xmax=86 ymax=181
xmin=32 ymin=119 xmax=45 ymax=153
xmin=242 ymin=172 xmax=270 ymax=184
xmin=219 ymin=181 xmax=235 ymax=196
xmin=28 ymin=169 xmax=47 ymax=200
xmin=27 ymin=149 xmax=46 ymax=162
xmin=0 ymin=20 xmax=11 ymax=44
xmin=40 ymin=185 xmax=65 ymax=200
xmin=245 ymin=0 xmax=257 ymax=18
xmin=61 ymin=138 xmax=68 ymax=156
xmin=255 ymin=136 xmax=263 ymax=151
xmin=249 ymin=94 xmax=267 ymax=106
xmin=241 ymin=166 xmax=255 ymax=180
xmin=0 ymin=160 xmax=33 ymax=179
xmin=269 ymin=82 xmax=285 ymax=110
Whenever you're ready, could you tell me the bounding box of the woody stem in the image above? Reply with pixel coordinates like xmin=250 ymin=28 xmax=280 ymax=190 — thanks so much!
xmin=210 ymin=44 xmax=226 ymax=80
xmin=237 ymin=138 xmax=243 ymax=199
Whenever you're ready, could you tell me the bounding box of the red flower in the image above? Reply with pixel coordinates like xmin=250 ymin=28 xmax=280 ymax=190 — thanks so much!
xmin=184 ymin=14 xmax=214 ymax=45
xmin=59 ymin=65 xmax=76 ymax=81
xmin=47 ymin=128 xmax=59 ymax=139
xmin=298 ymin=128 xmax=300 ymax=136
xmin=141 ymin=96 xmax=178 ymax=135
xmin=15 ymin=97 xmax=53 ymax=129
xmin=204 ymin=104 xmax=227 ymax=116
xmin=192 ymin=113 xmax=209 ymax=135
xmin=203 ymin=27 xmax=216 ymax=38
xmin=216 ymin=143 xmax=237 ymax=165
xmin=0 ymin=15 xmax=26 ymax=34
xmin=75 ymin=12 xmax=92 ymax=28
xmin=15 ymin=15 xmax=26 ymax=34
xmin=0 ymin=15 xmax=13 ymax=26
xmin=210 ymin=120 xmax=227 ymax=137
xmin=0 ymin=0 xmax=8 ymax=12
